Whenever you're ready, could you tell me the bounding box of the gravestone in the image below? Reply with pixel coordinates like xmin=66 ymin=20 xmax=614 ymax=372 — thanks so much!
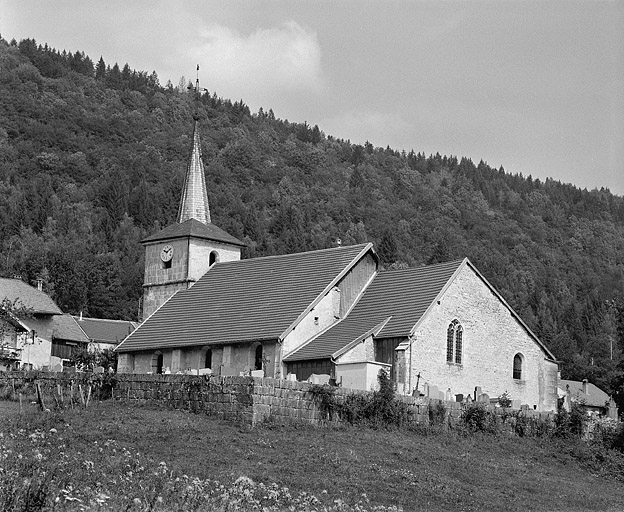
xmin=308 ymin=374 xmax=330 ymax=385
xmin=474 ymin=386 xmax=482 ymax=401
xmin=93 ymin=366 xmax=104 ymax=374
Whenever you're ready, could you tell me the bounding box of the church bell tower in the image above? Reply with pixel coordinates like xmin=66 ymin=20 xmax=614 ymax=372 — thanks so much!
xmin=140 ymin=73 xmax=244 ymax=321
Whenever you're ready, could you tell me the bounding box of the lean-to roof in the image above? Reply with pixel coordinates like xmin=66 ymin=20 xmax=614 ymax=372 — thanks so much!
xmin=286 ymin=259 xmax=463 ymax=361
xmin=116 ymin=243 xmax=374 ymax=353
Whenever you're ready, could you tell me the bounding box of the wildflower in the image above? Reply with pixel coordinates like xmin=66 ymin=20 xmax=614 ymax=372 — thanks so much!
xmin=235 ymin=476 xmax=255 ymax=487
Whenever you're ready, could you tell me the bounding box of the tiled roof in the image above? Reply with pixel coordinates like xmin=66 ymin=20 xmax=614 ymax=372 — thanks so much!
xmin=177 ymin=120 xmax=211 ymax=224
xmin=286 ymin=260 xmax=463 ymax=361
xmin=141 ymin=218 xmax=245 ymax=247
xmin=116 ymin=243 xmax=374 ymax=353
xmin=559 ymin=379 xmax=611 ymax=408
xmin=0 ymin=278 xmax=62 ymax=315
xmin=53 ymin=314 xmax=90 ymax=343
xmin=73 ymin=316 xmax=138 ymax=344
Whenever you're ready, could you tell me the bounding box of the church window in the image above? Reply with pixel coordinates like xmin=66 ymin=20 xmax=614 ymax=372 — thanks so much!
xmin=513 ymin=353 xmax=523 ymax=380
xmin=204 ymin=349 xmax=212 ymax=369
xmin=209 ymin=251 xmax=219 ymax=266
xmin=151 ymin=352 xmax=163 ymax=374
xmin=254 ymin=344 xmax=263 ymax=371
xmin=446 ymin=320 xmax=463 ymax=364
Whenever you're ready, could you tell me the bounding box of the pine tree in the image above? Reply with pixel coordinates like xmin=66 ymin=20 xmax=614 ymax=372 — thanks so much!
xmin=95 ymin=56 xmax=106 ymax=80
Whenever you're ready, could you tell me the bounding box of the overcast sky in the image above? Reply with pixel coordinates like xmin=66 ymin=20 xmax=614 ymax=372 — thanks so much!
xmin=1 ymin=1 xmax=623 ymax=195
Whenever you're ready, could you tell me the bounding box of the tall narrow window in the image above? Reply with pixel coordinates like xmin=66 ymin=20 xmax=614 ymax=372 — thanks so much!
xmin=152 ymin=352 xmax=163 ymax=374
xmin=455 ymin=324 xmax=463 ymax=364
xmin=513 ymin=354 xmax=523 ymax=380
xmin=205 ymin=349 xmax=212 ymax=369
xmin=209 ymin=251 xmax=219 ymax=266
xmin=254 ymin=344 xmax=263 ymax=371
xmin=446 ymin=324 xmax=454 ymax=362
xmin=446 ymin=320 xmax=463 ymax=365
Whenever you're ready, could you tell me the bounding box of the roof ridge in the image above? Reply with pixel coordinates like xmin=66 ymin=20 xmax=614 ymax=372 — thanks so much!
xmin=73 ymin=316 xmax=133 ymax=323
xmin=378 ymin=259 xmax=465 ymax=274
xmin=215 ymin=243 xmax=371 ymax=265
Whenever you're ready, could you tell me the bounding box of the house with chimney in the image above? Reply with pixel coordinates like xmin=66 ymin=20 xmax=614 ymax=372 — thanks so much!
xmin=0 ymin=278 xmax=89 ymax=370
xmin=115 ymin=100 xmax=560 ymax=412
xmin=559 ymin=378 xmax=619 ymax=419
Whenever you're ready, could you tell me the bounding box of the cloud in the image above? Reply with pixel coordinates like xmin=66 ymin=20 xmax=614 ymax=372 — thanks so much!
xmin=189 ymin=21 xmax=324 ymax=104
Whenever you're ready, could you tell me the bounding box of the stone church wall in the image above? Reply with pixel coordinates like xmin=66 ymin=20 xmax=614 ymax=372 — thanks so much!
xmin=119 ymin=342 xmax=279 ymax=378
xmin=404 ymin=265 xmax=559 ymax=411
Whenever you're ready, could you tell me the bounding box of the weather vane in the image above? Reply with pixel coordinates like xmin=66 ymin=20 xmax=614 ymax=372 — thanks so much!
xmin=189 ymin=64 xmax=208 ymax=119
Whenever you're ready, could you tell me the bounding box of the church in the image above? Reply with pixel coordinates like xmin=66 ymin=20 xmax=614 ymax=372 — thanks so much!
xmin=115 ymin=110 xmax=559 ymax=412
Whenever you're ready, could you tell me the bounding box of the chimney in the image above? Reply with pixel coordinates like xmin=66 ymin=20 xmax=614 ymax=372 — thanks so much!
xmin=36 ymin=278 xmax=43 ymax=292
xmin=79 ymin=311 xmax=83 ymax=321
xmin=582 ymin=379 xmax=589 ymax=395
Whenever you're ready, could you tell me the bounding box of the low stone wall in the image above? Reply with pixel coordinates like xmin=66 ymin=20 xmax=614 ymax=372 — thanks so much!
xmin=0 ymin=371 xmax=555 ymax=427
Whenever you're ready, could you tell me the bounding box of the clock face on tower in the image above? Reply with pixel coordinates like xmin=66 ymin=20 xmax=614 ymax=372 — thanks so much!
xmin=160 ymin=244 xmax=174 ymax=263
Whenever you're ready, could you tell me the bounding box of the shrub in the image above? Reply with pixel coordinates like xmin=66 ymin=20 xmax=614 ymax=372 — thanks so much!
xmin=511 ymin=411 xmax=552 ymax=438
xmin=554 ymin=402 xmax=588 ymax=439
xmin=308 ymin=369 xmax=409 ymax=428
xmin=428 ymin=401 xmax=447 ymax=428
xmin=460 ymin=402 xmax=498 ymax=434
xmin=308 ymin=384 xmax=338 ymax=422
xmin=497 ymin=391 xmax=512 ymax=409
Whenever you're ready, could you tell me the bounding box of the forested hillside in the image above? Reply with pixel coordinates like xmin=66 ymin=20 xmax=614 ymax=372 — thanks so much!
xmin=0 ymin=37 xmax=622 ymax=403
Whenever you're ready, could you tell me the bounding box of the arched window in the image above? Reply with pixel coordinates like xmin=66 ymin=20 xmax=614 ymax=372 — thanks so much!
xmin=513 ymin=353 xmax=523 ymax=380
xmin=204 ymin=349 xmax=212 ymax=369
xmin=446 ymin=320 xmax=463 ymax=364
xmin=209 ymin=251 xmax=219 ymax=266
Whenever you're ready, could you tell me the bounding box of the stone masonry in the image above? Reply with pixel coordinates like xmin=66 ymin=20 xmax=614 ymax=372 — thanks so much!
xmin=0 ymin=371 xmax=555 ymax=428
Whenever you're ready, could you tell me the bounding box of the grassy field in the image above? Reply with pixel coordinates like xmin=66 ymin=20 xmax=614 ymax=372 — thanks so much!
xmin=1 ymin=400 xmax=624 ymax=511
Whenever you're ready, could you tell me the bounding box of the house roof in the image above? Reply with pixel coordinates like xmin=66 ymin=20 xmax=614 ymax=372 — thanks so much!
xmin=116 ymin=243 xmax=375 ymax=353
xmin=0 ymin=278 xmax=62 ymax=315
xmin=53 ymin=314 xmax=90 ymax=343
xmin=559 ymin=379 xmax=611 ymax=409
xmin=141 ymin=218 xmax=245 ymax=247
xmin=73 ymin=316 xmax=138 ymax=344
xmin=286 ymin=259 xmax=463 ymax=361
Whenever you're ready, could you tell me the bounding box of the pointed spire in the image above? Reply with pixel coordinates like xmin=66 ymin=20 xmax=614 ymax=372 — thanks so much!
xmin=177 ymin=119 xmax=211 ymax=224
